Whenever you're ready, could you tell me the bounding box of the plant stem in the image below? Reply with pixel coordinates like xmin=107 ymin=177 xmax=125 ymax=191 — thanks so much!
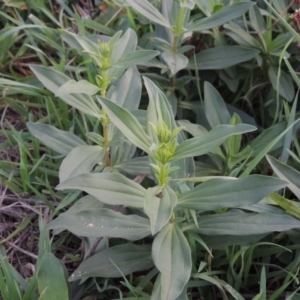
xmin=172 ymin=6 xmax=185 ymax=53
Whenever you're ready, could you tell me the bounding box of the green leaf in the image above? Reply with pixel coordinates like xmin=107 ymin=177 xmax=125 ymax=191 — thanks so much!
xmin=27 ymin=122 xmax=86 ymax=156
xmin=46 ymin=208 xmax=151 ymax=241
xmin=110 ymin=67 xmax=141 ymax=111
xmin=192 ymin=211 xmax=300 ymax=235
xmin=269 ymin=193 xmax=300 ymax=220
xmin=187 ymin=2 xmax=255 ymax=31
xmin=98 ymin=97 xmax=152 ymax=153
xmin=144 ymin=186 xmax=178 ymax=235
xmin=204 ymin=82 xmax=231 ymax=127
xmin=37 ymin=253 xmax=69 ymax=300
xmin=171 ymin=124 xmax=256 ymax=161
xmin=55 ymin=79 xmax=100 ymax=96
xmin=30 ymin=65 xmax=101 ymax=117
xmin=125 ymin=0 xmax=171 ymax=28
xmin=152 ymin=223 xmax=192 ymax=300
xmin=56 ymin=172 xmax=146 ymax=208
xmin=69 ymin=244 xmax=153 ymax=280
xmin=268 ymin=66 xmax=295 ymax=102
xmin=115 ymin=50 xmax=160 ymax=69
xmin=178 ymin=175 xmax=287 ymax=211
xmin=188 ymin=46 xmax=260 ymax=70
xmin=59 ymin=146 xmax=104 ymax=183
xmin=266 ymin=155 xmax=300 ymax=199
xmin=161 ymin=52 xmax=189 ymax=76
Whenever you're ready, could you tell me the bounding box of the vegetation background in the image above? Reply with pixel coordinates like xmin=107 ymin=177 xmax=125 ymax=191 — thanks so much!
xmin=1 ymin=0 xmax=300 ymax=299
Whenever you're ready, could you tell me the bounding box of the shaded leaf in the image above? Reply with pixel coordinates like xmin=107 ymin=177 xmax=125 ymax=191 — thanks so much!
xmin=178 ymin=175 xmax=287 ymax=210
xmin=144 ymin=186 xmax=177 ymax=235
xmin=152 ymin=223 xmax=192 ymax=300
xmin=70 ymin=244 xmax=153 ymax=280
xmin=55 ymin=80 xmax=100 ymax=96
xmin=59 ymin=146 xmax=104 ymax=182
xmin=27 ymin=122 xmax=86 ymax=155
xmin=46 ymin=208 xmax=151 ymax=241
xmin=56 ymin=172 xmax=146 ymax=208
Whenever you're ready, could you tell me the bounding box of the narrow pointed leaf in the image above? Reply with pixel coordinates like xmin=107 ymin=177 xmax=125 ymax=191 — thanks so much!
xmin=266 ymin=155 xmax=300 ymax=199
xmin=192 ymin=211 xmax=300 ymax=235
xmin=115 ymin=50 xmax=160 ymax=68
xmin=56 ymin=172 xmax=146 ymax=208
xmin=126 ymin=0 xmax=171 ymax=28
xmin=178 ymin=175 xmax=287 ymax=211
xmin=152 ymin=223 xmax=192 ymax=300
xmin=30 ymin=65 xmax=101 ymax=117
xmin=98 ymin=97 xmax=152 ymax=153
xmin=46 ymin=208 xmax=151 ymax=240
xmin=37 ymin=253 xmax=69 ymax=300
xmin=171 ymin=124 xmax=256 ymax=161
xmin=59 ymin=146 xmax=104 ymax=182
xmin=55 ymin=80 xmax=100 ymax=96
xmin=188 ymin=46 xmax=259 ymax=70
xmin=70 ymin=244 xmax=153 ymax=280
xmin=187 ymin=2 xmax=255 ymax=31
xmin=144 ymin=186 xmax=177 ymax=235
xmin=27 ymin=122 xmax=86 ymax=155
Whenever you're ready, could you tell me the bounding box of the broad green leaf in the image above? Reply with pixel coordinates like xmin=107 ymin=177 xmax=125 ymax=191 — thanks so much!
xmin=171 ymin=124 xmax=256 ymax=161
xmin=266 ymin=155 xmax=300 ymax=199
xmin=269 ymin=193 xmax=300 ymax=220
xmin=46 ymin=208 xmax=151 ymax=240
xmin=249 ymin=5 xmax=266 ymax=33
xmin=178 ymin=175 xmax=287 ymax=211
xmin=110 ymin=67 xmax=141 ymax=111
xmin=161 ymin=52 xmax=189 ymax=76
xmin=37 ymin=253 xmax=69 ymax=300
xmin=59 ymin=145 xmax=104 ymax=183
xmin=70 ymin=244 xmax=153 ymax=280
xmin=27 ymin=122 xmax=86 ymax=155
xmin=144 ymin=186 xmax=178 ymax=235
xmin=115 ymin=50 xmax=160 ymax=69
xmin=126 ymin=0 xmax=171 ymax=28
xmin=187 ymin=2 xmax=255 ymax=31
xmin=30 ymin=65 xmax=101 ymax=117
xmin=56 ymin=172 xmax=146 ymax=208
xmin=268 ymin=66 xmax=294 ymax=102
xmin=226 ymin=113 xmax=242 ymax=156
xmin=204 ymin=82 xmax=231 ymax=127
xmin=188 ymin=46 xmax=259 ymax=70
xmin=192 ymin=211 xmax=300 ymax=235
xmin=55 ymin=79 xmax=100 ymax=96
xmin=114 ymin=156 xmax=151 ymax=176
xmin=152 ymin=223 xmax=192 ymax=300
xmin=98 ymin=97 xmax=152 ymax=153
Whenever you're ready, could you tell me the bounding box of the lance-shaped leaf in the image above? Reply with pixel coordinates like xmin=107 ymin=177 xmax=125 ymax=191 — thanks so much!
xmin=152 ymin=223 xmax=192 ymax=300
xmin=188 ymin=46 xmax=259 ymax=70
xmin=110 ymin=67 xmax=141 ymax=111
xmin=27 ymin=122 xmax=86 ymax=156
xmin=98 ymin=97 xmax=152 ymax=153
xmin=178 ymin=175 xmax=287 ymax=211
xmin=55 ymin=79 xmax=100 ymax=96
xmin=70 ymin=244 xmax=153 ymax=280
xmin=144 ymin=186 xmax=177 ymax=235
xmin=37 ymin=253 xmax=69 ymax=300
xmin=56 ymin=172 xmax=146 ymax=208
xmin=171 ymin=124 xmax=256 ymax=161
xmin=30 ymin=65 xmax=101 ymax=117
xmin=267 ymin=155 xmax=300 ymax=199
xmin=126 ymin=0 xmax=171 ymax=28
xmin=46 ymin=208 xmax=151 ymax=241
xmin=191 ymin=211 xmax=300 ymax=235
xmin=187 ymin=2 xmax=255 ymax=31
xmin=115 ymin=50 xmax=160 ymax=69
xmin=59 ymin=145 xmax=104 ymax=183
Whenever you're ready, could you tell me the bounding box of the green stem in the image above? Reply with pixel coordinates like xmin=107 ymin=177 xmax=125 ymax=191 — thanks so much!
xmin=101 ymin=80 xmax=110 ymax=167
xmin=172 ymin=6 xmax=185 ymax=53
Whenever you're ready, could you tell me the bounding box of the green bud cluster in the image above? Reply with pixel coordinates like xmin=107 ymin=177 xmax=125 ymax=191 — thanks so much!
xmin=150 ymin=121 xmax=184 ymax=185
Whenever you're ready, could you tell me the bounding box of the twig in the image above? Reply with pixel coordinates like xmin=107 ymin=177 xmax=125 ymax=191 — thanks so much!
xmin=5 ymin=241 xmax=38 ymax=260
